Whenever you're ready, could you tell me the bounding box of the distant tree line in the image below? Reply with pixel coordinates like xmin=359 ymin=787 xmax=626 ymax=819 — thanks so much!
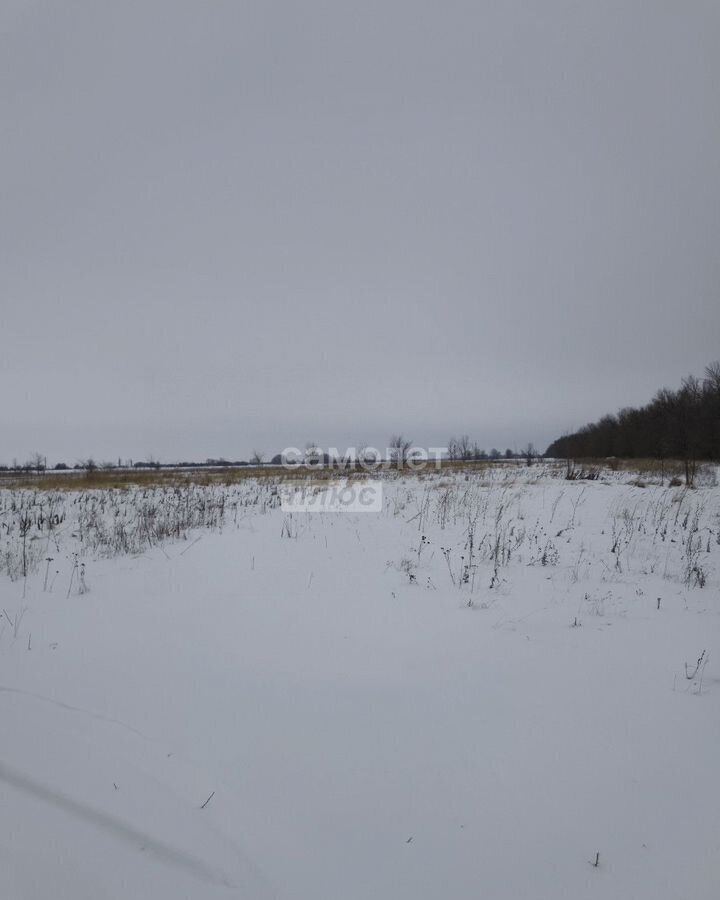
xmin=545 ymin=362 xmax=720 ymax=482
xmin=0 ymin=456 xmax=256 ymax=473
xmin=446 ymin=436 xmax=535 ymax=464
xmin=0 ymin=436 xmax=541 ymax=475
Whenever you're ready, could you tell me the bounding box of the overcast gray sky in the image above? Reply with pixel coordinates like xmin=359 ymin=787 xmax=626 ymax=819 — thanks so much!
xmin=1 ymin=1 xmax=718 ymax=463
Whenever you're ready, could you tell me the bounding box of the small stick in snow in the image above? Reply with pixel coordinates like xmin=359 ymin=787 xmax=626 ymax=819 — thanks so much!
xmin=66 ymin=558 xmax=77 ymax=598
xmin=43 ymin=557 xmax=54 ymax=592
xmin=685 ymin=650 xmax=706 ymax=680
xmin=591 ymin=852 xmax=600 ymax=867
xmin=180 ymin=536 xmax=203 ymax=556
xmin=200 ymin=791 xmax=215 ymax=809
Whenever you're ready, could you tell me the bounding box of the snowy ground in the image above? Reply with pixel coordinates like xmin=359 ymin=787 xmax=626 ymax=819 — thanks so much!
xmin=1 ymin=465 xmax=719 ymax=899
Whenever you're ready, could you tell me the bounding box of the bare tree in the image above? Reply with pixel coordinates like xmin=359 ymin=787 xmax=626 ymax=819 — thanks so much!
xmin=523 ymin=442 xmax=536 ymax=466
xmin=388 ymin=434 xmax=412 ymax=464
xmin=447 ymin=436 xmax=473 ymax=461
xmin=704 ymin=360 xmax=720 ymax=394
xmin=250 ymin=449 xmax=264 ymax=466
xmin=26 ymin=452 xmax=46 ymax=472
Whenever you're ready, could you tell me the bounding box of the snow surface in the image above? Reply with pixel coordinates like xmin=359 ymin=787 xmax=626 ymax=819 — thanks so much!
xmin=1 ymin=467 xmax=719 ymax=898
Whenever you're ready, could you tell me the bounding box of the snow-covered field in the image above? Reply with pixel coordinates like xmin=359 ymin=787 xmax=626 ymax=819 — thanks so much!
xmin=1 ymin=465 xmax=719 ymax=899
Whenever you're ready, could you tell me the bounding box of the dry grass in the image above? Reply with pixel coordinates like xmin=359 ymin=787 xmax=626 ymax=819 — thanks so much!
xmin=0 ymin=466 xmax=289 ymax=492
xmin=0 ymin=457 xmax=705 ymax=493
xmin=564 ymin=458 xmax=691 ymax=477
xmin=0 ymin=459 xmax=508 ymax=492
xmin=0 ymin=464 xmax=408 ymax=492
